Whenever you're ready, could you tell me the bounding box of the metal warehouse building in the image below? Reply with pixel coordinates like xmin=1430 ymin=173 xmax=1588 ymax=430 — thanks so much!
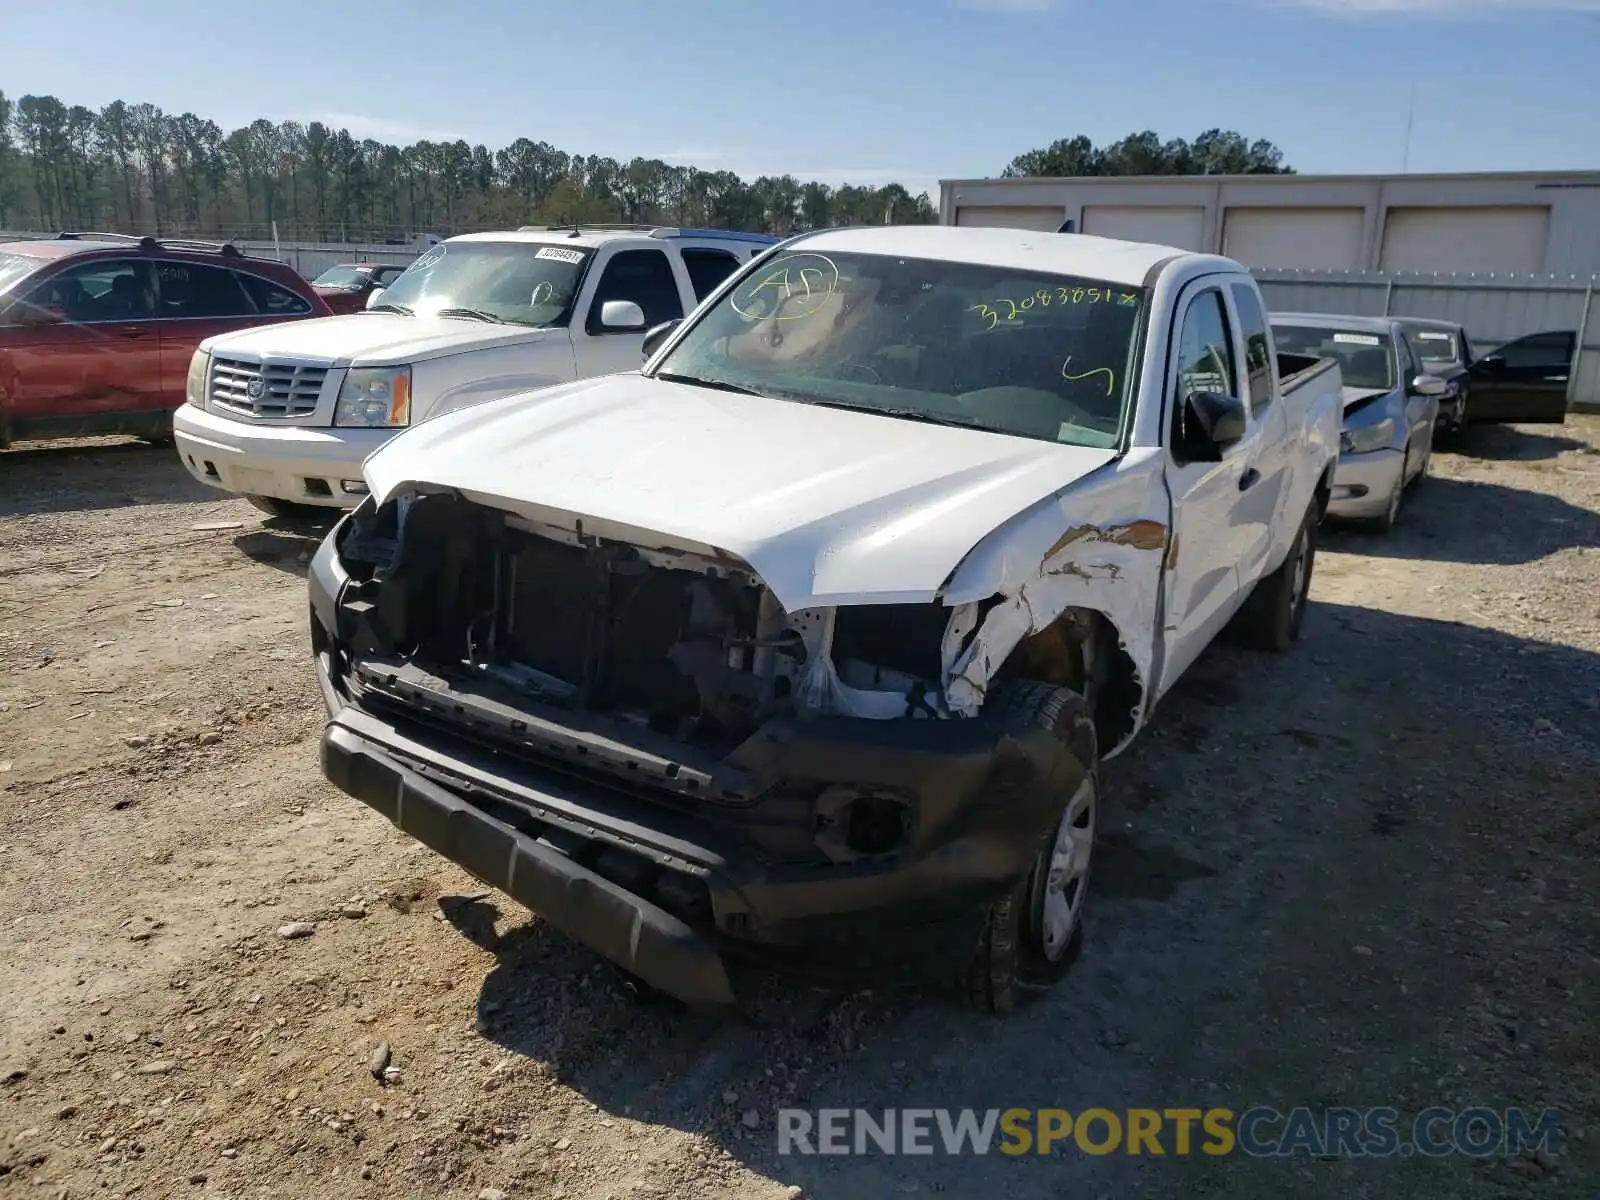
xmin=938 ymin=170 xmax=1600 ymax=276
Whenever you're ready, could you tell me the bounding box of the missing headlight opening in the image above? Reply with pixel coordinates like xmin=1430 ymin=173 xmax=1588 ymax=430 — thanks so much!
xmin=332 ymin=492 xmax=953 ymax=758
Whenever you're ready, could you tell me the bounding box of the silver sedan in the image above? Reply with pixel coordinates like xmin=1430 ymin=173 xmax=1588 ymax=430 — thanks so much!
xmin=1271 ymin=313 xmax=1447 ymax=531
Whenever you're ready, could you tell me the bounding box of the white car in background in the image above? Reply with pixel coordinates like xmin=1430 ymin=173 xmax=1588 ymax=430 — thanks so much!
xmin=172 ymin=225 xmax=779 ymax=517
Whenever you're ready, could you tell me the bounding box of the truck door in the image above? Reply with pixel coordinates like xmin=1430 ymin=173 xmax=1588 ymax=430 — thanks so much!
xmin=571 ymin=248 xmax=686 ymax=378
xmin=1157 ymin=282 xmax=1253 ymax=694
xmin=1226 ymin=281 xmax=1290 ymax=587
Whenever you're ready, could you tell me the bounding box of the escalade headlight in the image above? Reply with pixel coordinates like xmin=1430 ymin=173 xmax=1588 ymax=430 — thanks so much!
xmin=335 ymin=366 xmax=412 ymax=427
xmin=186 ymin=349 xmax=211 ymax=408
xmin=1340 ymin=418 xmax=1394 ymax=456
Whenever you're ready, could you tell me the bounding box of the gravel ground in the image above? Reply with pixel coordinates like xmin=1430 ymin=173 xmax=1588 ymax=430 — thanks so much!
xmin=1 ymin=419 xmax=1596 ymax=1200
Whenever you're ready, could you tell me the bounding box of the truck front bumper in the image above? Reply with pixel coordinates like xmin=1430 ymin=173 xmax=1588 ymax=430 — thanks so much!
xmin=173 ymin=404 xmax=396 ymax=509
xmin=1326 ymin=446 xmax=1404 ymax=520
xmin=309 ymin=536 xmax=1082 ymax=1006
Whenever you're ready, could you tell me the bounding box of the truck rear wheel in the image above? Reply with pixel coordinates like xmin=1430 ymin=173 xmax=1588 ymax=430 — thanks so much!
xmin=963 ymin=681 xmax=1099 ymax=1014
xmin=1232 ymin=501 xmax=1317 ymax=652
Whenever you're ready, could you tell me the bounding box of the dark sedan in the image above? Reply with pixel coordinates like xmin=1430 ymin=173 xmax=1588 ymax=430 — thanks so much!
xmin=1466 ymin=329 xmax=1574 ymax=424
xmin=1398 ymin=319 xmax=1573 ymax=426
xmin=1397 ymin=318 xmax=1471 ymax=433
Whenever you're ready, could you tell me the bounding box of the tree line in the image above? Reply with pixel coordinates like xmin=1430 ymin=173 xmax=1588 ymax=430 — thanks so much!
xmin=1002 ymin=130 xmax=1294 ymax=178
xmin=0 ymin=87 xmax=1293 ymax=243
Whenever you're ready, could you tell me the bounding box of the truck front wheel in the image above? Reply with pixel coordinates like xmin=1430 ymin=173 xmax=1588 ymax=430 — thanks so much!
xmin=963 ymin=681 xmax=1099 ymax=1014
xmin=1232 ymin=501 xmax=1317 ymax=652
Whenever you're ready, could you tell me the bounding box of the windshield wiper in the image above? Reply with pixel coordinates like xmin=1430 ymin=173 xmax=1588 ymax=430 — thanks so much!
xmin=801 ymin=397 xmax=1006 ymax=434
xmin=433 ymin=307 xmax=507 ymax=324
xmin=363 ymin=302 xmax=413 ymax=316
xmin=653 ymin=371 xmax=762 ymax=396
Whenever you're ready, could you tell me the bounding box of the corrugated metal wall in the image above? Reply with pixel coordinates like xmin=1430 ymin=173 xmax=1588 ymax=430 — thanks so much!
xmin=1256 ymin=269 xmax=1599 ymax=412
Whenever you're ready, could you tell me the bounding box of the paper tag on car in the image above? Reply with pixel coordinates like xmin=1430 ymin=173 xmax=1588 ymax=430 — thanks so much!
xmin=1416 ymin=332 xmax=1451 ymax=341
xmin=1333 ymin=333 xmax=1381 ymax=346
xmin=535 ymin=247 xmax=585 ymax=264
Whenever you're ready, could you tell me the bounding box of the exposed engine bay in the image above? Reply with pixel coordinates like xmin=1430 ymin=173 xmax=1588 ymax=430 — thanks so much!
xmin=331 ymin=492 xmax=958 ymax=760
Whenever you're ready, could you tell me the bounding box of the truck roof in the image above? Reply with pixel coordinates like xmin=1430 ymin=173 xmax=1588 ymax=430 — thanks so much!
xmin=446 ymin=226 xmax=779 ymax=251
xmin=1272 ymin=312 xmax=1402 ymax=334
xmin=787 ymin=225 xmax=1233 ymax=288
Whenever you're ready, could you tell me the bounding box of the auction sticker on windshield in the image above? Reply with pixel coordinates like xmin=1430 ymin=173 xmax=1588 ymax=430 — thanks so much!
xmin=1333 ymin=333 xmax=1382 ymax=346
xmin=535 ymin=246 xmax=586 ymax=264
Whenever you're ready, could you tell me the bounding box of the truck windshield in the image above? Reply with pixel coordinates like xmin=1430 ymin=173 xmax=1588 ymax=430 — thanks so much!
xmin=650 ymin=249 xmax=1145 ymax=449
xmin=1271 ymin=324 xmax=1396 ymax=391
xmin=0 ymin=252 xmax=43 ymax=298
xmin=374 ymin=241 xmax=591 ymax=327
xmin=312 ymin=266 xmax=369 ymax=290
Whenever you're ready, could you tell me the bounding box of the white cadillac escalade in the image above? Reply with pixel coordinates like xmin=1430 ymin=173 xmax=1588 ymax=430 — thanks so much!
xmin=172 ymin=225 xmax=778 ymax=516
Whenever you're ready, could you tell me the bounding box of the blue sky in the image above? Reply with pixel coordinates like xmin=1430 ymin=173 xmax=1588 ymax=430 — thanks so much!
xmin=6 ymin=0 xmax=1597 ymax=196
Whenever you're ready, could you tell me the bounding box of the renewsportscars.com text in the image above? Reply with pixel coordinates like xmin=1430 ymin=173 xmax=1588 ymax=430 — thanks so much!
xmin=776 ymin=1106 xmax=1563 ymax=1159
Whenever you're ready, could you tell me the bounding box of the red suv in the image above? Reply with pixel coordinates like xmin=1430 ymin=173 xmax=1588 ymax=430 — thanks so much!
xmin=0 ymin=233 xmax=332 ymax=448
xmin=309 ymin=262 xmax=411 ymax=314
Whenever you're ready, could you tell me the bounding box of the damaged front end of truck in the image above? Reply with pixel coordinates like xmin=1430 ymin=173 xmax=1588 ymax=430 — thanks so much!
xmin=310 ymin=476 xmax=1164 ymax=1006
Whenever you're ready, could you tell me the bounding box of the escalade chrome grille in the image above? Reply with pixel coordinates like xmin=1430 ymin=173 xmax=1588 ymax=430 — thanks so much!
xmin=210 ymin=356 xmax=329 ymax=419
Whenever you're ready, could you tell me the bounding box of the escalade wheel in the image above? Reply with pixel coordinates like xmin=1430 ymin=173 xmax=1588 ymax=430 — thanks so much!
xmin=1231 ymin=501 xmax=1317 ymax=653
xmin=964 ymin=681 xmax=1099 ymax=1014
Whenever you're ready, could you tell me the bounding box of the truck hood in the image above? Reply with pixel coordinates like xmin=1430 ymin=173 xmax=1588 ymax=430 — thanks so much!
xmin=200 ymin=313 xmax=563 ymax=367
xmin=362 ymin=374 xmax=1119 ymax=610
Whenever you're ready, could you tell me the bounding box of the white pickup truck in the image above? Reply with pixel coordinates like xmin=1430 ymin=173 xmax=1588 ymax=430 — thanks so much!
xmin=309 ymin=225 xmax=1342 ymax=1013
xmin=172 ymin=225 xmax=779 ymax=516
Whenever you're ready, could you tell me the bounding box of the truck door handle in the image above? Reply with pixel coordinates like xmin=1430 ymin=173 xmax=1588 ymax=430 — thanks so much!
xmin=1239 ymin=467 xmax=1261 ymax=492
xmin=117 ymin=326 xmax=152 ymax=339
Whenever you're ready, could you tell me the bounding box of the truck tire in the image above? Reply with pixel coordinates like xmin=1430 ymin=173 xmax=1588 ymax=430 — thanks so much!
xmin=1232 ymin=501 xmax=1317 ymax=652
xmin=963 ymin=681 xmax=1099 ymax=1014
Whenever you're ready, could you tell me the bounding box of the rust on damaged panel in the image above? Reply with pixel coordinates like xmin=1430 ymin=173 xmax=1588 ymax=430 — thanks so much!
xmin=1041 ymin=518 xmax=1168 ymax=568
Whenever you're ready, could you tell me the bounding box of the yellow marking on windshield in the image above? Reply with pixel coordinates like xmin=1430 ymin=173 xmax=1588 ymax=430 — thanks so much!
xmin=1061 ymin=355 xmax=1117 ymax=396
xmin=969 ymin=287 xmax=1137 ymax=331
xmin=730 ymin=253 xmax=840 ymax=321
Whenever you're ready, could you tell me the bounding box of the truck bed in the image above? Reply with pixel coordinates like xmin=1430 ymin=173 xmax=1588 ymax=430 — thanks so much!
xmin=1278 ymin=351 xmax=1340 ymax=393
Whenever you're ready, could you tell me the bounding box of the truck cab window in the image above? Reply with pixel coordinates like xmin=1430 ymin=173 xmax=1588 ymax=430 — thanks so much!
xmin=681 ymin=249 xmax=742 ymax=302
xmin=1172 ymin=289 xmax=1238 ymax=444
xmin=1228 ymin=283 xmax=1273 ymax=416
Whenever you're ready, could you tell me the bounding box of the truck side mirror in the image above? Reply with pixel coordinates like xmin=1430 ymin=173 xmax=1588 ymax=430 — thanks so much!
xmin=1409 ymin=373 xmax=1448 ymax=397
xmin=1175 ymin=390 xmax=1247 ymax=462
xmin=599 ymin=300 xmax=648 ymax=333
xmin=641 ymin=318 xmax=683 ymax=359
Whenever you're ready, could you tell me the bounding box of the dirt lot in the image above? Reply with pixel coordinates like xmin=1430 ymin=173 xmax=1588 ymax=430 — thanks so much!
xmin=2 ymin=420 xmax=1597 ymax=1200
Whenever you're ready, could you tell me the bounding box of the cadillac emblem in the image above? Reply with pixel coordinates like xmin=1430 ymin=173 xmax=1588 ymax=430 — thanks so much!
xmin=245 ymin=377 xmax=265 ymax=400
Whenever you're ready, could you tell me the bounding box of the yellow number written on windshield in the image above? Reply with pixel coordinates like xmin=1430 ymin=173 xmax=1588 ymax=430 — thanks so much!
xmin=969 ymin=287 xmax=1138 ymax=332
